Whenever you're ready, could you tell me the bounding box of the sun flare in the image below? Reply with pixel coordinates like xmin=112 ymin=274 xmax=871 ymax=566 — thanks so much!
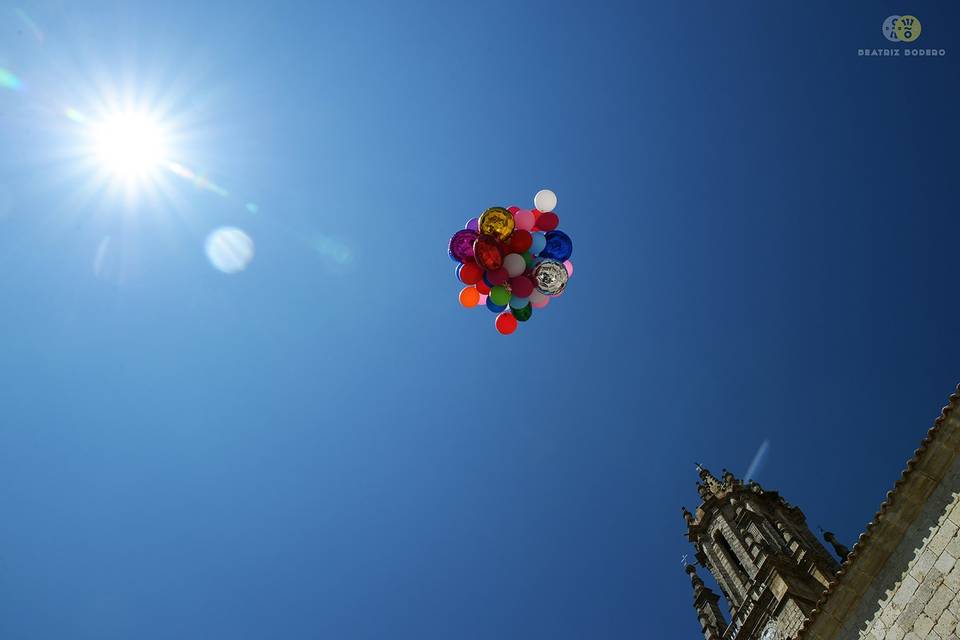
xmin=91 ymin=113 xmax=168 ymax=179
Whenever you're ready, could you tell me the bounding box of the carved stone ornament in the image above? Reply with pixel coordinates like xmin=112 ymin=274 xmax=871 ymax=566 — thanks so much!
xmin=759 ymin=622 xmax=782 ymax=640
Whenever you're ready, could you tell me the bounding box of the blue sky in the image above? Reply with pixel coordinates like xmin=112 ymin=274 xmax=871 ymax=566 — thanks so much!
xmin=0 ymin=1 xmax=958 ymax=638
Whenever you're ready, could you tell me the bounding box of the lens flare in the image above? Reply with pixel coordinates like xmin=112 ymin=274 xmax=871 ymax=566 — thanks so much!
xmin=0 ymin=68 xmax=22 ymax=91
xmin=166 ymin=161 xmax=228 ymax=197
xmin=311 ymin=234 xmax=353 ymax=266
xmin=14 ymin=9 xmax=45 ymax=43
xmin=64 ymin=107 xmax=87 ymax=124
xmin=205 ymin=227 xmax=254 ymax=273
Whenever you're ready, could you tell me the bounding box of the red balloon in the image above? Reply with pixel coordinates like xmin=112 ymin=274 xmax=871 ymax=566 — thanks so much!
xmin=496 ymin=312 xmax=518 ymax=335
xmin=459 ymin=262 xmax=483 ymax=285
xmin=508 ymin=206 xmax=520 ymax=214
xmin=537 ymin=211 xmax=559 ymax=231
xmin=509 ymin=275 xmax=534 ymax=298
xmin=473 ymin=234 xmax=503 ymax=271
xmin=475 ymin=280 xmax=491 ymax=295
xmin=509 ymin=229 xmax=533 ymax=253
xmin=487 ymin=267 xmax=509 ymax=285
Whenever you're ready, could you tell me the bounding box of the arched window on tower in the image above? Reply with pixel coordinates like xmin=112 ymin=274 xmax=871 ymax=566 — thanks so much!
xmin=713 ymin=529 xmax=749 ymax=584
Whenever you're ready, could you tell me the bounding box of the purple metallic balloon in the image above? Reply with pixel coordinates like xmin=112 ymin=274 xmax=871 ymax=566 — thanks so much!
xmin=448 ymin=229 xmax=478 ymax=263
xmin=465 ymin=217 xmax=479 ymax=232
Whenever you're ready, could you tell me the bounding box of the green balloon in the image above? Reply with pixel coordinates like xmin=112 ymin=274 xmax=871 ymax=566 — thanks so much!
xmin=512 ymin=304 xmax=532 ymax=322
xmin=490 ymin=286 xmax=510 ymax=306
xmin=522 ymin=251 xmax=533 ymax=266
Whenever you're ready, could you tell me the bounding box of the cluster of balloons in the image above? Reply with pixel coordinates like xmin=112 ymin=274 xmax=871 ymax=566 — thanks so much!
xmin=448 ymin=189 xmax=573 ymax=334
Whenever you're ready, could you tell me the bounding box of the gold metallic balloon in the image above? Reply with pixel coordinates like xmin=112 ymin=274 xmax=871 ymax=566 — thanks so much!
xmin=478 ymin=207 xmax=515 ymax=241
xmin=533 ymin=259 xmax=568 ymax=296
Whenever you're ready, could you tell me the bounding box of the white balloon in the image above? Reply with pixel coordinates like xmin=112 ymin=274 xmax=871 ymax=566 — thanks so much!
xmin=534 ymin=189 xmax=557 ymax=213
xmin=503 ymin=253 xmax=526 ymax=278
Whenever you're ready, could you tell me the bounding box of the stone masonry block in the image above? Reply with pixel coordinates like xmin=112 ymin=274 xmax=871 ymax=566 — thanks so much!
xmin=946 ymin=535 xmax=960 ymax=559
xmin=937 ymin=551 xmax=959 ymax=577
xmin=912 ymin=549 xmax=940 ymax=579
xmin=881 ymin=603 xmax=902 ymax=627
xmin=898 ymin=597 xmax=926 ymax=630
xmin=914 ymin=614 xmax=936 ymax=637
xmin=893 ymin=576 xmax=922 ymax=608
xmin=934 ymin=608 xmax=958 ymax=637
xmin=931 ymin=522 xmax=960 ymax=555
xmin=926 ymin=584 xmax=956 ymax=619
xmin=886 ymin=625 xmax=906 ymax=640
xmin=913 ymin=571 xmax=944 ymax=607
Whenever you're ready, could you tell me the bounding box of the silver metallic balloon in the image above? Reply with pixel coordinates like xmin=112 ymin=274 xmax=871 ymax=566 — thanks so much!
xmin=533 ymin=259 xmax=568 ymax=296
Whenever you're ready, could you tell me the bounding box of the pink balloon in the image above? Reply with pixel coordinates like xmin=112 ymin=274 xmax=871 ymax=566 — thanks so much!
xmin=532 ymin=297 xmax=550 ymax=309
xmin=477 ymin=294 xmax=488 ymax=305
xmin=514 ymin=209 xmax=535 ymax=231
xmin=564 ymin=260 xmax=573 ymax=277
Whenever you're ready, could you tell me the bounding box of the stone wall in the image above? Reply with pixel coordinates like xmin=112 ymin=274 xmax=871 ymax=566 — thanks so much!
xmin=837 ymin=456 xmax=960 ymax=640
xmin=778 ymin=598 xmax=807 ymax=637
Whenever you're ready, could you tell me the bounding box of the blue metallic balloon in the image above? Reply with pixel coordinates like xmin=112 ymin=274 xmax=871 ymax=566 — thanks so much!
xmin=540 ymin=230 xmax=572 ymax=262
xmin=486 ymin=297 xmax=507 ymax=313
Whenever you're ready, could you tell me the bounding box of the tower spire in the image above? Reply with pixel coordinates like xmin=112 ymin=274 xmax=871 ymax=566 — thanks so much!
xmin=686 ymin=564 xmax=727 ymax=640
xmin=684 ymin=468 xmax=841 ymax=638
xmin=695 ymin=463 xmax=725 ymax=498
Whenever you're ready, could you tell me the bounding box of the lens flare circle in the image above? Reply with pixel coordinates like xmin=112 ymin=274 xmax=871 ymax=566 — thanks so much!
xmin=205 ymin=227 xmax=254 ymax=274
xmin=91 ymin=113 xmax=168 ymax=179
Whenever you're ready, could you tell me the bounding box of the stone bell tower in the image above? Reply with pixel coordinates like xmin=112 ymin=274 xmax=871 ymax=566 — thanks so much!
xmin=682 ymin=465 xmax=843 ymax=640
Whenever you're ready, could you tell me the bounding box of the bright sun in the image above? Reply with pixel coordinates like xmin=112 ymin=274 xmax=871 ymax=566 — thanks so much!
xmin=92 ymin=113 xmax=168 ymax=179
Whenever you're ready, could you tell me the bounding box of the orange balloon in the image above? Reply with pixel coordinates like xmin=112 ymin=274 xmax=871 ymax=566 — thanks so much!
xmin=459 ymin=286 xmax=480 ymax=308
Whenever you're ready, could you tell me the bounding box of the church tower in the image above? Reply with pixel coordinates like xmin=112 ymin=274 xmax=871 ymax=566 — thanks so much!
xmin=682 ymin=465 xmax=843 ymax=640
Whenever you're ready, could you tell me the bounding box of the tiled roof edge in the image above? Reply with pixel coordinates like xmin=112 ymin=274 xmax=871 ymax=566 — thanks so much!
xmin=795 ymin=384 xmax=960 ymax=639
